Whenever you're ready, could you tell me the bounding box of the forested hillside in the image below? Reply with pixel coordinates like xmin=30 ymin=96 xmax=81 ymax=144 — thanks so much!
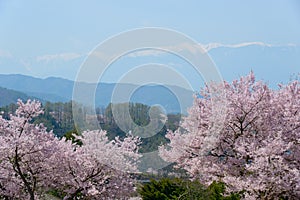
xmin=0 ymin=101 xmax=182 ymax=153
xmin=0 ymin=87 xmax=32 ymax=106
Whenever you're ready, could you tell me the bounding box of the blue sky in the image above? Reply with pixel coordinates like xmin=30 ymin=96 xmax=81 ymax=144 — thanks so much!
xmin=0 ymin=0 xmax=299 ymax=88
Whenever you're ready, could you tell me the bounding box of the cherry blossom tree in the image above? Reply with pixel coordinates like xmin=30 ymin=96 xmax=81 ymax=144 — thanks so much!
xmin=0 ymin=100 xmax=141 ymax=199
xmin=57 ymin=130 xmax=141 ymax=200
xmin=159 ymin=72 xmax=300 ymax=199
xmin=0 ymin=99 xmax=66 ymax=199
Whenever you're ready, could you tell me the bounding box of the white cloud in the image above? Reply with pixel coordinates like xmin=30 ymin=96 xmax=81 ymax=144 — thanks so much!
xmin=36 ymin=42 xmax=298 ymax=63
xmin=126 ymin=43 xmax=203 ymax=58
xmin=36 ymin=52 xmax=82 ymax=62
xmin=124 ymin=42 xmax=282 ymax=57
xmin=0 ymin=49 xmax=13 ymax=58
xmin=127 ymin=49 xmax=163 ymax=57
xmin=89 ymin=51 xmax=113 ymax=61
xmin=201 ymin=42 xmax=274 ymax=52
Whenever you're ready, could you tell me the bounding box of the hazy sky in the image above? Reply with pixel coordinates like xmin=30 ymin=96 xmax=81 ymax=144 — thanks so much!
xmin=0 ymin=0 xmax=299 ymax=87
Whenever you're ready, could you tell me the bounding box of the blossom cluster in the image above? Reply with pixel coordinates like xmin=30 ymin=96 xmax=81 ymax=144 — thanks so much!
xmin=159 ymin=72 xmax=300 ymax=199
xmin=0 ymin=100 xmax=140 ymax=200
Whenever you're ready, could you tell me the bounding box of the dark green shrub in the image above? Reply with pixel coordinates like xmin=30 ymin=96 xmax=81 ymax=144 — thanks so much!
xmin=207 ymin=181 xmax=241 ymax=200
xmin=138 ymin=178 xmax=241 ymax=200
xmin=138 ymin=178 xmax=186 ymax=200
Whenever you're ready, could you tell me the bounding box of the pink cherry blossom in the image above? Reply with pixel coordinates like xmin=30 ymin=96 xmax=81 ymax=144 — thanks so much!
xmin=0 ymin=99 xmax=141 ymax=200
xmin=159 ymin=72 xmax=300 ymax=199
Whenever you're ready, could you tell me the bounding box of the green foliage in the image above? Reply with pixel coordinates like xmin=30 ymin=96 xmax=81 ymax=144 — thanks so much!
xmin=63 ymin=129 xmax=83 ymax=146
xmin=207 ymin=181 xmax=241 ymax=200
xmin=165 ymin=113 xmax=182 ymax=132
xmin=138 ymin=178 xmax=186 ymax=200
xmin=43 ymin=101 xmax=75 ymax=137
xmin=138 ymin=178 xmax=241 ymax=200
xmin=0 ymin=101 xmax=182 ymax=154
xmin=102 ymin=103 xmax=181 ymax=153
xmin=45 ymin=189 xmax=66 ymax=199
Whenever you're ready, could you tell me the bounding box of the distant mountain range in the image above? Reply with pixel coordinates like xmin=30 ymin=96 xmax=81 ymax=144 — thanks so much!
xmin=0 ymin=74 xmax=194 ymax=113
xmin=0 ymin=86 xmax=33 ymax=106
